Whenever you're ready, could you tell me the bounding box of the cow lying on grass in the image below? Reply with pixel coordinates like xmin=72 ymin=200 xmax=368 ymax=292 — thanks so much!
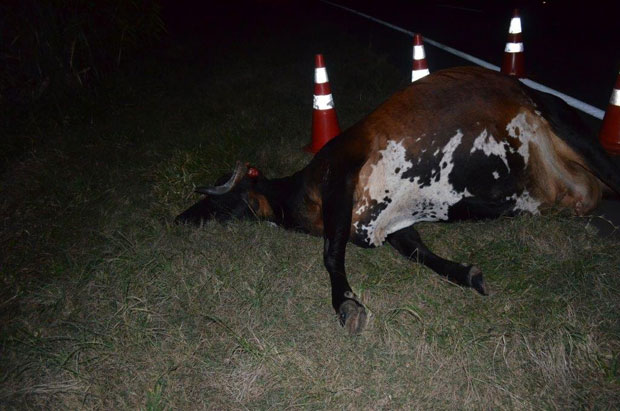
xmin=176 ymin=66 xmax=620 ymax=334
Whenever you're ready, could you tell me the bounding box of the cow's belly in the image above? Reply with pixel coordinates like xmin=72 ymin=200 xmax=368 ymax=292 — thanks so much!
xmin=349 ymin=129 xmax=542 ymax=247
xmin=351 ymin=133 xmax=474 ymax=247
xmin=351 ymin=195 xmax=457 ymax=247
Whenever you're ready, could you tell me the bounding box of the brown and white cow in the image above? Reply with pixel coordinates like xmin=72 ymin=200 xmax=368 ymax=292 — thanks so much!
xmin=176 ymin=66 xmax=620 ymax=334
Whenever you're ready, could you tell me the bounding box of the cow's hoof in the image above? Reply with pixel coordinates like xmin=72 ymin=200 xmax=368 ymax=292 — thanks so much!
xmin=338 ymin=293 xmax=367 ymax=335
xmin=468 ymin=266 xmax=488 ymax=295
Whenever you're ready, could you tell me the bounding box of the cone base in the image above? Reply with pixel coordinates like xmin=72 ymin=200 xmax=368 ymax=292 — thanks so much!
xmin=600 ymin=142 xmax=620 ymax=156
xmin=303 ymin=142 xmax=320 ymax=154
xmin=501 ymin=53 xmax=525 ymax=78
xmin=599 ymin=108 xmax=620 ymax=155
xmin=304 ymin=109 xmax=340 ymax=154
xmin=600 ymin=132 xmax=620 ymax=155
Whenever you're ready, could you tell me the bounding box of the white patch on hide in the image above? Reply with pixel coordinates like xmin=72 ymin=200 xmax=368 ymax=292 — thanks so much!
xmin=357 ymin=132 xmax=472 ymax=246
xmin=506 ymin=110 xmax=588 ymax=200
xmin=508 ymin=190 xmax=541 ymax=214
xmin=492 ymin=171 xmax=500 ymax=180
xmin=470 ymin=129 xmax=511 ymax=172
xmin=506 ymin=111 xmax=542 ymax=165
xmin=355 ymin=204 xmax=367 ymax=215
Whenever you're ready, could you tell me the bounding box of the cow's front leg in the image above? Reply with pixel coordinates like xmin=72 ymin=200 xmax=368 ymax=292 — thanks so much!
xmin=324 ymin=234 xmax=367 ymax=335
xmin=322 ymin=173 xmax=367 ymax=335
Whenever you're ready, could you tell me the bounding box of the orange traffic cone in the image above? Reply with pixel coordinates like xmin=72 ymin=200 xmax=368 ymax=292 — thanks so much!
xmin=501 ymin=9 xmax=525 ymax=77
xmin=411 ymin=33 xmax=430 ymax=82
xmin=304 ymin=54 xmax=340 ymax=153
xmin=599 ymin=70 xmax=620 ymax=155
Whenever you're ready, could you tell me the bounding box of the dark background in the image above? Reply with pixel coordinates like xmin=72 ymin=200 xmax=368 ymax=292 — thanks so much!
xmin=162 ymin=0 xmax=619 ymax=111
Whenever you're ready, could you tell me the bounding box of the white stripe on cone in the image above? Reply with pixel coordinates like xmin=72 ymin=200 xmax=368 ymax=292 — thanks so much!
xmin=504 ymin=42 xmax=524 ymax=53
xmin=610 ymin=89 xmax=620 ymax=106
xmin=508 ymin=17 xmax=522 ymax=34
xmin=413 ymin=45 xmax=426 ymax=60
xmin=411 ymin=69 xmax=430 ymax=82
xmin=315 ymin=67 xmax=328 ymax=84
xmin=313 ymin=94 xmax=335 ymax=110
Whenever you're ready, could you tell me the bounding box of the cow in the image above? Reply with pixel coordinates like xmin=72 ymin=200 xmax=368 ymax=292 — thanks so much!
xmin=176 ymin=66 xmax=620 ymax=334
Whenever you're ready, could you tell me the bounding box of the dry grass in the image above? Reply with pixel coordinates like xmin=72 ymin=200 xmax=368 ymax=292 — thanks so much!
xmin=1 ymin=3 xmax=619 ymax=409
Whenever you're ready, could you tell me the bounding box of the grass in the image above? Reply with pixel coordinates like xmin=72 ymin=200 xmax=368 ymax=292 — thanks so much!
xmin=1 ymin=2 xmax=619 ymax=409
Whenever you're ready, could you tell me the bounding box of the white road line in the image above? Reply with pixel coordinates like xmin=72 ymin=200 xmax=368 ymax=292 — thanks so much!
xmin=320 ymin=0 xmax=605 ymax=120
xmin=519 ymin=79 xmax=604 ymax=119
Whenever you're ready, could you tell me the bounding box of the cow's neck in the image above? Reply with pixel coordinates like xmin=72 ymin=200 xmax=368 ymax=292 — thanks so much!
xmin=260 ymin=172 xmax=307 ymax=230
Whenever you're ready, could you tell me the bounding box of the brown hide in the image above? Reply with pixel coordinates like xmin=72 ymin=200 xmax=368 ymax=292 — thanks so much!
xmin=248 ymin=191 xmax=275 ymax=219
xmin=300 ymin=67 xmax=603 ymax=241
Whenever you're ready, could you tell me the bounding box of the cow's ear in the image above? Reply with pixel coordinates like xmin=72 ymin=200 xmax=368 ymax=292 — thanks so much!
xmin=247 ymin=191 xmax=274 ymax=219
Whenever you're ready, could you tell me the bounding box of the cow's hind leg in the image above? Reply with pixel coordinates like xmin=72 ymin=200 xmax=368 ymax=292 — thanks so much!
xmin=387 ymin=226 xmax=487 ymax=295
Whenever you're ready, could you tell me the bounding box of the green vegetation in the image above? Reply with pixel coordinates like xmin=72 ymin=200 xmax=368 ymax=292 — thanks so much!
xmin=1 ymin=3 xmax=619 ymax=409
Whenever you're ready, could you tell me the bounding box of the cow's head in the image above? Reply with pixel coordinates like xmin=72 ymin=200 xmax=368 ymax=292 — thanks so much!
xmin=175 ymin=162 xmax=274 ymax=225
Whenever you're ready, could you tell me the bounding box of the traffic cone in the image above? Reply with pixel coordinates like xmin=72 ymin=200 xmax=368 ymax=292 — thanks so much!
xmin=501 ymin=9 xmax=525 ymax=77
xmin=599 ymin=70 xmax=620 ymax=155
xmin=304 ymin=54 xmax=341 ymax=154
xmin=411 ymin=33 xmax=430 ymax=82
